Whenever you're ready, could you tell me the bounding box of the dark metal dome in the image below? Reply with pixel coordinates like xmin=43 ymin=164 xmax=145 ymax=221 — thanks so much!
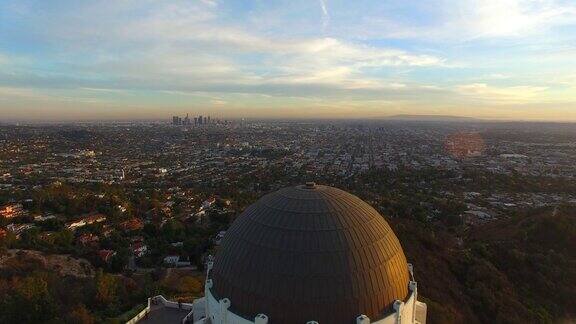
xmin=210 ymin=184 xmax=410 ymax=324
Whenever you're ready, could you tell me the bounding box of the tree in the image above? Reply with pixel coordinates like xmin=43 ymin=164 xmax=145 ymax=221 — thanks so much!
xmin=94 ymin=270 xmax=117 ymax=305
xmin=66 ymin=304 xmax=95 ymax=324
xmin=53 ymin=229 xmax=74 ymax=249
xmin=109 ymin=249 xmax=129 ymax=273
xmin=177 ymin=276 xmax=203 ymax=294
xmin=1 ymin=273 xmax=59 ymax=323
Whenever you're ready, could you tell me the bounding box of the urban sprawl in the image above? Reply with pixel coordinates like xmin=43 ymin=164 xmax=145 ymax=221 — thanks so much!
xmin=1 ymin=118 xmax=575 ymax=276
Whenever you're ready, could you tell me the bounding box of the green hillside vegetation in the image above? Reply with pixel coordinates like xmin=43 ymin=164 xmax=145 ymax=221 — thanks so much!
xmin=395 ymin=204 xmax=576 ymax=324
xmin=0 ymin=249 xmax=203 ymax=323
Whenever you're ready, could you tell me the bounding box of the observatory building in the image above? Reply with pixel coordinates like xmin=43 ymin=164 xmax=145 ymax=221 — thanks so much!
xmin=192 ymin=183 xmax=427 ymax=324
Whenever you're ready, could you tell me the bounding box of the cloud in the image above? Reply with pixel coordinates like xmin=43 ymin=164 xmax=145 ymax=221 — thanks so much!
xmin=211 ymin=99 xmax=227 ymax=106
xmin=456 ymin=83 xmax=549 ymax=104
xmin=0 ymin=1 xmax=445 ymax=99
xmin=1 ymin=0 xmax=574 ymax=120
xmin=319 ymin=0 xmax=330 ymax=32
xmin=0 ymin=86 xmax=47 ymax=100
xmin=0 ymin=86 xmax=110 ymax=106
xmin=200 ymin=0 xmax=218 ymax=8
xmin=447 ymin=0 xmax=576 ymax=39
xmin=337 ymin=0 xmax=576 ymax=41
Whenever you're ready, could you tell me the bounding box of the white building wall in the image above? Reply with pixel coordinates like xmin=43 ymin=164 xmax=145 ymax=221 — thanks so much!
xmin=195 ymin=263 xmax=426 ymax=324
xmin=361 ymin=280 xmax=426 ymax=324
xmin=195 ymin=282 xmax=424 ymax=324
xmin=197 ymin=279 xmax=259 ymax=324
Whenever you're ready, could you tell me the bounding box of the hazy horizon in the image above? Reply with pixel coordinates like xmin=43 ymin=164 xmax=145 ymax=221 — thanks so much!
xmin=1 ymin=0 xmax=576 ymax=121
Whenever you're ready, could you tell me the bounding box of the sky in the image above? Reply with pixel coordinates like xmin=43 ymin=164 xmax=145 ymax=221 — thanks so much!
xmin=1 ymin=0 xmax=576 ymax=121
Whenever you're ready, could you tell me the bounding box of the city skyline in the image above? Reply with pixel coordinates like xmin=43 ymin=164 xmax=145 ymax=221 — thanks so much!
xmin=1 ymin=0 xmax=576 ymax=121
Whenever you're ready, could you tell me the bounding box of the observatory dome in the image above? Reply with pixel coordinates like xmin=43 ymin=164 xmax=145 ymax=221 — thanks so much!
xmin=210 ymin=183 xmax=411 ymax=324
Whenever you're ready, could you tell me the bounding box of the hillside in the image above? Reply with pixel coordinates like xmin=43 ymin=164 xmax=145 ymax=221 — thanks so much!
xmin=394 ymin=205 xmax=576 ymax=324
xmin=0 ymin=249 xmax=94 ymax=278
xmin=0 ymin=248 xmax=205 ymax=323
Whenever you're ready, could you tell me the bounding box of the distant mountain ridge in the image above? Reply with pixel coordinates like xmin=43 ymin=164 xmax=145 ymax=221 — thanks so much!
xmin=386 ymin=114 xmax=480 ymax=122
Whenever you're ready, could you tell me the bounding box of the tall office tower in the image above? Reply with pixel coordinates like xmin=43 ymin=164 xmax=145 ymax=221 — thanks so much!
xmin=184 ymin=113 xmax=190 ymax=125
xmin=194 ymin=117 xmax=198 ymax=125
xmin=203 ymin=116 xmax=207 ymax=124
xmin=198 ymin=115 xmax=203 ymax=125
xmin=172 ymin=116 xmax=179 ymax=125
xmin=207 ymin=116 xmax=211 ymax=124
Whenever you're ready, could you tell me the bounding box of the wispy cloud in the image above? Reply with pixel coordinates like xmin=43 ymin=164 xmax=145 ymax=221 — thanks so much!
xmin=200 ymin=0 xmax=218 ymax=8
xmin=335 ymin=0 xmax=576 ymax=41
xmin=456 ymin=83 xmax=549 ymax=104
xmin=0 ymin=1 xmax=445 ymax=95
xmin=319 ymin=0 xmax=330 ymax=32
xmin=0 ymin=0 xmax=575 ymax=120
